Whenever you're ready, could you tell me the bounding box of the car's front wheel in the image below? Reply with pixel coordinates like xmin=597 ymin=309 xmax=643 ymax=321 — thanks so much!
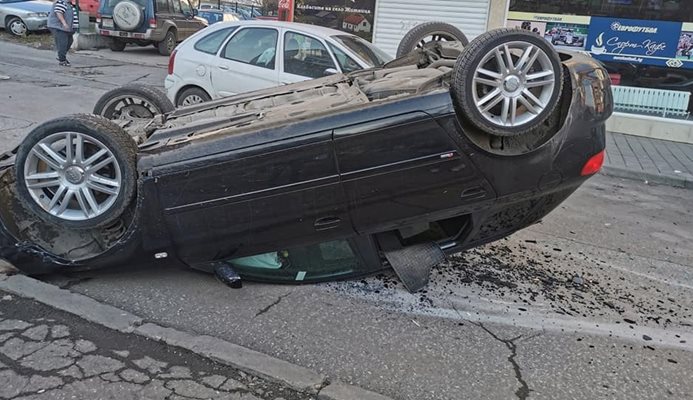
xmin=6 ymin=17 xmax=28 ymax=37
xmin=176 ymin=87 xmax=211 ymax=107
xmin=450 ymin=28 xmax=563 ymax=137
xmin=15 ymin=114 xmax=138 ymax=229
xmin=93 ymin=84 xmax=175 ymax=119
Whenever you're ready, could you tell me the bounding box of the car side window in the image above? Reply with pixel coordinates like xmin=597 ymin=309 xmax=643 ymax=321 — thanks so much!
xmin=194 ymin=27 xmax=237 ymax=55
xmin=180 ymin=0 xmax=191 ymax=15
xmin=327 ymin=43 xmax=361 ymax=73
xmin=170 ymin=0 xmax=181 ymax=14
xmin=283 ymin=32 xmax=337 ymax=78
xmin=156 ymin=0 xmax=169 ymax=13
xmin=223 ymin=28 xmax=278 ymax=70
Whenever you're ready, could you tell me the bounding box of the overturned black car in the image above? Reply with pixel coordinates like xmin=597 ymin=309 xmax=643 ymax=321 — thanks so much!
xmin=0 ymin=28 xmax=612 ymax=292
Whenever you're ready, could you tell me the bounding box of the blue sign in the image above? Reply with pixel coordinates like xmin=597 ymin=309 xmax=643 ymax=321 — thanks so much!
xmin=586 ymin=17 xmax=692 ymax=69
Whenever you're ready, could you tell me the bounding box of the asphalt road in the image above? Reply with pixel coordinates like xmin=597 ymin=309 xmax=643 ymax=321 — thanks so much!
xmin=1 ymin=40 xmax=692 ymax=400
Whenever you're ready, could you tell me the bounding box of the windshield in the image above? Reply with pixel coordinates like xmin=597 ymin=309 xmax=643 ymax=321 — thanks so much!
xmin=331 ymin=35 xmax=392 ymax=68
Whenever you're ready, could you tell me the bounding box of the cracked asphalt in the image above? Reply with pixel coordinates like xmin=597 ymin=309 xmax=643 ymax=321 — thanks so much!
xmin=1 ymin=39 xmax=693 ymax=399
xmin=0 ymin=291 xmax=306 ymax=400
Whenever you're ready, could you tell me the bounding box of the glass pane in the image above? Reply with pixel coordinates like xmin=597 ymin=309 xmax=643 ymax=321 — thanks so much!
xmin=331 ymin=34 xmax=391 ymax=68
xmin=194 ymin=27 xmax=237 ymax=55
xmin=155 ymin=0 xmax=169 ymax=13
xmin=180 ymin=0 xmax=191 ymax=14
xmin=508 ymin=0 xmax=693 ymax=23
xmin=170 ymin=0 xmax=181 ymax=14
xmin=223 ymin=28 xmax=278 ymax=70
xmin=228 ymin=239 xmax=384 ymax=283
xmin=328 ymin=43 xmax=361 ymax=73
xmin=283 ymin=31 xmax=337 ymax=78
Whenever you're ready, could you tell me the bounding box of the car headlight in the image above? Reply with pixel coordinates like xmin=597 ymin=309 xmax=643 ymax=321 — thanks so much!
xmin=26 ymin=12 xmax=49 ymax=17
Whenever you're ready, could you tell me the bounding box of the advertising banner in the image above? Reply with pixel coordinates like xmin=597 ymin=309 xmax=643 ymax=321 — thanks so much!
xmin=586 ymin=17 xmax=687 ymax=69
xmin=293 ymin=0 xmax=377 ymax=41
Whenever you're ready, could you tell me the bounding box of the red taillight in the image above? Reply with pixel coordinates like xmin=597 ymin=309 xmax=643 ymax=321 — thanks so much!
xmin=149 ymin=18 xmax=157 ymax=28
xmin=168 ymin=50 xmax=177 ymax=75
xmin=581 ymin=150 xmax=605 ymax=176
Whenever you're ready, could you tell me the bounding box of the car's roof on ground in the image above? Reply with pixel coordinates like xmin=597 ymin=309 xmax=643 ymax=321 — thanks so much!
xmin=210 ymin=20 xmax=352 ymax=38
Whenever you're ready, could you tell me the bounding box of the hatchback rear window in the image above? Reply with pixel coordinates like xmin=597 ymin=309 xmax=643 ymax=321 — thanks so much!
xmin=194 ymin=26 xmax=237 ymax=55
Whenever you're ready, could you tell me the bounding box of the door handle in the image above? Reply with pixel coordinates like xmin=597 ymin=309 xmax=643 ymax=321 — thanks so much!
xmin=314 ymin=216 xmax=341 ymax=231
xmin=218 ymin=65 xmax=229 ymax=71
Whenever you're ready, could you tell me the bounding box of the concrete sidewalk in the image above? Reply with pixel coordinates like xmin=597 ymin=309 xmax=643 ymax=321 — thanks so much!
xmin=602 ymin=131 xmax=693 ymax=189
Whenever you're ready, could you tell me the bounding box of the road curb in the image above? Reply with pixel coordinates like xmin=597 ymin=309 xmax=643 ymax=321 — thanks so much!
xmin=601 ymin=165 xmax=693 ymax=190
xmin=0 ymin=273 xmax=395 ymax=400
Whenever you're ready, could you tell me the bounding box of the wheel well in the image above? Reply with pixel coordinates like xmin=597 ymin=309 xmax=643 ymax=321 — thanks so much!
xmin=175 ymin=85 xmax=209 ymax=105
xmin=5 ymin=15 xmax=21 ymax=26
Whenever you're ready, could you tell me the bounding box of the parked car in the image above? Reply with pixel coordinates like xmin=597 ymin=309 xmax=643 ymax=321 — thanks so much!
xmin=0 ymin=28 xmax=613 ymax=291
xmin=0 ymin=0 xmax=51 ymax=36
xmin=196 ymin=7 xmax=240 ymax=25
xmin=164 ymin=20 xmax=394 ymax=106
xmin=97 ymin=0 xmax=208 ymax=56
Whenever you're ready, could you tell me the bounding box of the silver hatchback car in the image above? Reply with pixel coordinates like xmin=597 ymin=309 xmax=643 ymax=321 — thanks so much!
xmin=0 ymin=0 xmax=51 ymax=36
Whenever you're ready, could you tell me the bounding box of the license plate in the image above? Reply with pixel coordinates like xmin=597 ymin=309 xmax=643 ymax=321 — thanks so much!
xmin=102 ymin=19 xmax=114 ymax=28
xmin=119 ymin=31 xmax=129 ymax=37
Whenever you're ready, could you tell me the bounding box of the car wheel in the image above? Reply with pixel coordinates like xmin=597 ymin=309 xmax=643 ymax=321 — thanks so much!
xmin=450 ymin=28 xmax=563 ymax=137
xmin=15 ymin=114 xmax=137 ymax=230
xmin=396 ymin=21 xmax=469 ymax=57
xmin=158 ymin=30 xmax=176 ymax=56
xmin=93 ymin=84 xmax=175 ymax=120
xmin=176 ymin=87 xmax=211 ymax=107
xmin=109 ymin=39 xmax=127 ymax=52
xmin=6 ymin=17 xmax=28 ymax=37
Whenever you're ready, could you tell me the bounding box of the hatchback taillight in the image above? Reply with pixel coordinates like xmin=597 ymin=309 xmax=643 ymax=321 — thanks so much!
xmin=168 ymin=50 xmax=177 ymax=75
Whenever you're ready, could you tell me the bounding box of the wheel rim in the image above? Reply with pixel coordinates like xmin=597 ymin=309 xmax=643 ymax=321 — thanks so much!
xmin=23 ymin=132 xmax=122 ymax=222
xmin=181 ymin=94 xmax=204 ymax=106
xmin=166 ymin=35 xmax=175 ymax=52
xmin=472 ymin=41 xmax=556 ymax=129
xmin=101 ymin=94 xmax=161 ymax=119
xmin=415 ymin=31 xmax=459 ymax=50
xmin=10 ymin=20 xmax=27 ymax=36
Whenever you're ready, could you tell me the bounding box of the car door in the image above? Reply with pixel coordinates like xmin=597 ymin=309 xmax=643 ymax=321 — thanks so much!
xmin=278 ymin=30 xmax=340 ymax=84
xmin=176 ymin=0 xmax=197 ymax=39
xmin=210 ymin=27 xmax=280 ymax=97
xmin=152 ymin=127 xmax=354 ymax=264
xmin=335 ymin=111 xmax=483 ymax=233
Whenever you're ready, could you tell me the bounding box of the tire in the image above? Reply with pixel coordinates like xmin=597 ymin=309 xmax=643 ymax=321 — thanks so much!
xmin=396 ymin=21 xmax=469 ymax=57
xmin=15 ymin=114 xmax=137 ymax=230
xmin=450 ymin=28 xmax=563 ymax=137
xmin=93 ymin=84 xmax=175 ymax=120
xmin=5 ymin=16 xmax=28 ymax=37
xmin=109 ymin=39 xmax=127 ymax=52
xmin=112 ymin=0 xmax=143 ymax=31
xmin=176 ymin=87 xmax=211 ymax=107
xmin=157 ymin=30 xmax=176 ymax=56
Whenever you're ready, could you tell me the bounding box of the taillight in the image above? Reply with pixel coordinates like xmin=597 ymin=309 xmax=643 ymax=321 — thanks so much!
xmin=168 ymin=50 xmax=177 ymax=75
xmin=96 ymin=12 xmax=101 ymax=23
xmin=149 ymin=18 xmax=157 ymax=28
xmin=581 ymin=150 xmax=605 ymax=176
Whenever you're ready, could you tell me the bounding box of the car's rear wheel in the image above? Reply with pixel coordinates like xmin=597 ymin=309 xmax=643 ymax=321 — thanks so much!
xmin=15 ymin=114 xmax=137 ymax=229
xmin=93 ymin=84 xmax=175 ymax=120
xmin=396 ymin=21 xmax=469 ymax=57
xmin=6 ymin=17 xmax=28 ymax=37
xmin=109 ymin=39 xmax=127 ymax=52
xmin=176 ymin=87 xmax=211 ymax=107
xmin=451 ymin=28 xmax=563 ymax=137
xmin=158 ymin=30 xmax=176 ymax=56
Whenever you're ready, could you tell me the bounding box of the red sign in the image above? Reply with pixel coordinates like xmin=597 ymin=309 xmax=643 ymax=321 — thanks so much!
xmin=278 ymin=0 xmax=294 ymax=21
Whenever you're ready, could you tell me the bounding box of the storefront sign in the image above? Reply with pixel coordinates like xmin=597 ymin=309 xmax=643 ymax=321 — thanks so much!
xmin=586 ymin=17 xmax=686 ymax=68
xmin=293 ymin=0 xmax=377 ymax=41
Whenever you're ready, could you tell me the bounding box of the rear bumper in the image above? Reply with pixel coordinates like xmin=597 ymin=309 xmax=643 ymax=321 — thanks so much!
xmin=98 ymin=28 xmax=162 ymax=42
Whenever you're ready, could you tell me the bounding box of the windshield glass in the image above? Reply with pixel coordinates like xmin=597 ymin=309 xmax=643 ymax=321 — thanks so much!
xmin=331 ymin=34 xmax=392 ymax=68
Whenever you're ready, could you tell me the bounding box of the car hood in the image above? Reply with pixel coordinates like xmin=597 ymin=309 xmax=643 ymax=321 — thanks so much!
xmin=0 ymin=0 xmax=52 ymax=13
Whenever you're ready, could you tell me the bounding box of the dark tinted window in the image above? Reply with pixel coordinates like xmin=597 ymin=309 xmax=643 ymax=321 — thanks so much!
xmin=509 ymin=0 xmax=693 ymax=23
xmin=194 ymin=26 xmax=236 ymax=54
xmin=155 ymin=0 xmax=169 ymax=13
xmin=283 ymin=31 xmax=336 ymax=78
xmin=223 ymin=28 xmax=278 ymax=69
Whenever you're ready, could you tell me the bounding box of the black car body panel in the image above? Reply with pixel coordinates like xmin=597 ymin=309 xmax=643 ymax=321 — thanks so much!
xmin=0 ymin=50 xmax=612 ymax=281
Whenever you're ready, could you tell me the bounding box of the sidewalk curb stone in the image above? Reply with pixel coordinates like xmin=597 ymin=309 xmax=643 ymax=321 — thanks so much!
xmin=601 ymin=166 xmax=693 ymax=190
xmin=0 ymin=273 xmax=394 ymax=400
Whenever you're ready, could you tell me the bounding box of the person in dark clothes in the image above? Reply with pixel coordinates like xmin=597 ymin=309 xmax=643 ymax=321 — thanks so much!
xmin=47 ymin=0 xmax=78 ymax=66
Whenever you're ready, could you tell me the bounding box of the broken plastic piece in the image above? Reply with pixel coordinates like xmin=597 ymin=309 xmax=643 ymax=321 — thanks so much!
xmin=383 ymin=242 xmax=445 ymax=293
xmin=214 ymin=263 xmax=243 ymax=289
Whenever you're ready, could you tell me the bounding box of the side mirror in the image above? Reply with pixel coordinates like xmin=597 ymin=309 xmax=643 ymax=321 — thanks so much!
xmin=324 ymin=68 xmax=338 ymax=76
xmin=192 ymin=8 xmax=198 ymax=16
